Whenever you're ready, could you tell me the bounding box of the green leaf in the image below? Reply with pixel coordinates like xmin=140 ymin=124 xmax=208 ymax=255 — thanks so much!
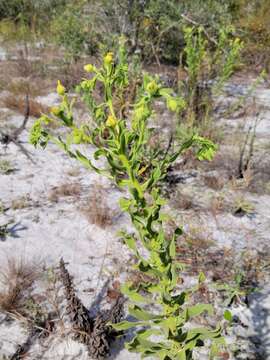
xmin=119 ymin=198 xmax=132 ymax=212
xmin=129 ymin=305 xmax=162 ymax=321
xmin=185 ymin=303 xmax=214 ymax=320
xmin=198 ymin=272 xmax=206 ymax=284
xmin=121 ymin=283 xmax=151 ymax=304
xmin=169 ymin=238 xmax=176 ymax=258
xmin=111 ymin=320 xmax=144 ymax=331
xmin=224 ymin=309 xmax=233 ymax=322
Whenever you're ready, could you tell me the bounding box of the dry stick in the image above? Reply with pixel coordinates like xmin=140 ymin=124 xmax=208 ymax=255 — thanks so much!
xmin=238 ymin=115 xmax=259 ymax=178
xmin=244 ymin=115 xmax=259 ymax=173
xmin=0 ymin=94 xmax=35 ymax=163
xmin=238 ymin=125 xmax=252 ymax=179
xmin=93 ymin=235 xmax=110 ymax=300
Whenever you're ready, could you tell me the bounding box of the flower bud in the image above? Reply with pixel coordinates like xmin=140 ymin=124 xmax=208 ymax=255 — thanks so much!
xmin=57 ymin=80 xmax=66 ymax=96
xmin=104 ymin=52 xmax=113 ymax=65
xmin=167 ymin=98 xmax=178 ymax=112
xmin=51 ymin=106 xmax=61 ymax=116
xmin=84 ymin=64 xmax=95 ymax=73
xmin=146 ymin=80 xmax=159 ymax=96
xmin=106 ymin=114 xmax=117 ymax=127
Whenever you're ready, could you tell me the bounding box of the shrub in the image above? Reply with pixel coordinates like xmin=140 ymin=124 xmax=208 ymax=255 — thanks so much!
xmin=0 ymin=0 xmax=67 ymax=28
xmin=50 ymin=2 xmax=100 ymax=62
xmin=30 ymin=42 xmax=230 ymax=358
xmin=99 ymin=0 xmax=234 ymax=65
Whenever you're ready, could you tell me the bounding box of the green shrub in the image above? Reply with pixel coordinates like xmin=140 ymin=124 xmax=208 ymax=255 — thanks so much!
xmin=98 ymin=0 xmax=234 ymax=65
xmin=50 ymin=2 xmax=100 ymax=62
xmin=0 ymin=0 xmax=67 ymax=27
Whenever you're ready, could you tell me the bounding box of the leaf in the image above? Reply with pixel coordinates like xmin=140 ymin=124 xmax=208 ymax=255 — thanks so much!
xmin=224 ymin=309 xmax=232 ymax=322
xmin=129 ymin=305 xmax=162 ymax=321
xmin=110 ymin=320 xmax=143 ymax=331
xmin=198 ymin=272 xmax=206 ymax=284
xmin=94 ymin=148 xmax=106 ymax=160
xmin=185 ymin=303 xmax=213 ymax=320
xmin=121 ymin=283 xmax=151 ymax=304
xmin=169 ymin=238 xmax=176 ymax=258
xmin=123 ymin=235 xmax=138 ymax=253
xmin=119 ymin=198 xmax=132 ymax=212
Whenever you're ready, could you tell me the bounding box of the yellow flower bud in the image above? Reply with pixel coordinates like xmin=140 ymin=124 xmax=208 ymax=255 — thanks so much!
xmin=104 ymin=52 xmax=113 ymax=65
xmin=106 ymin=114 xmax=117 ymax=127
xmin=57 ymin=80 xmax=66 ymax=96
xmin=167 ymin=98 xmax=178 ymax=112
xmin=146 ymin=80 xmax=159 ymax=95
xmin=51 ymin=106 xmax=61 ymax=116
xmin=84 ymin=64 xmax=95 ymax=73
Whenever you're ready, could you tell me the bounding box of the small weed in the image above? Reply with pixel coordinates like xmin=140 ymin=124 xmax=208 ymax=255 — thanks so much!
xmin=232 ymin=196 xmax=255 ymax=217
xmin=0 ymin=159 xmax=15 ymax=174
xmin=0 ymin=221 xmax=12 ymax=240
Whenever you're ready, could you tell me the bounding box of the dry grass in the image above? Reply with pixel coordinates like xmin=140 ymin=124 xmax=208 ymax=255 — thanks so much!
xmin=2 ymin=94 xmax=49 ymax=118
xmin=209 ymin=193 xmax=227 ymax=217
xmin=11 ymin=195 xmax=31 ymax=210
xmin=170 ymin=192 xmax=193 ymax=210
xmin=203 ymin=174 xmax=225 ymax=191
xmin=7 ymin=79 xmax=42 ymax=98
xmin=0 ymin=258 xmax=40 ymax=316
xmin=48 ymin=182 xmax=82 ymax=203
xmin=81 ymin=183 xmax=114 ymax=227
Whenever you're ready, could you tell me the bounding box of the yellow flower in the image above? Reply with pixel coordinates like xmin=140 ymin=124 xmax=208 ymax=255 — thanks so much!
xmin=167 ymin=98 xmax=178 ymax=112
xmin=146 ymin=80 xmax=159 ymax=95
xmin=51 ymin=106 xmax=61 ymax=116
xmin=57 ymin=80 xmax=66 ymax=96
xmin=106 ymin=114 xmax=117 ymax=127
xmin=84 ymin=64 xmax=95 ymax=73
xmin=104 ymin=52 xmax=113 ymax=65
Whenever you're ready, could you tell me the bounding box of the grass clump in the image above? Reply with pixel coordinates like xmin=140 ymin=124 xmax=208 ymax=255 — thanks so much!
xmin=0 ymin=159 xmax=15 ymax=175
xmin=81 ymin=183 xmax=114 ymax=228
xmin=0 ymin=258 xmax=40 ymax=317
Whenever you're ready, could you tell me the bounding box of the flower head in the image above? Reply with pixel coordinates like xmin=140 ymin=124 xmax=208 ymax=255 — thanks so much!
xmin=57 ymin=80 xmax=66 ymax=96
xmin=146 ymin=80 xmax=159 ymax=96
xmin=106 ymin=114 xmax=117 ymax=127
xmin=84 ymin=64 xmax=95 ymax=73
xmin=51 ymin=106 xmax=62 ymax=116
xmin=167 ymin=98 xmax=178 ymax=112
xmin=104 ymin=52 xmax=113 ymax=65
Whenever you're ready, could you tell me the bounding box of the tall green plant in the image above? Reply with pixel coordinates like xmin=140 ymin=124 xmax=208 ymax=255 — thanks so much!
xmin=30 ymin=41 xmax=228 ymax=359
xmin=179 ymin=26 xmax=243 ymax=128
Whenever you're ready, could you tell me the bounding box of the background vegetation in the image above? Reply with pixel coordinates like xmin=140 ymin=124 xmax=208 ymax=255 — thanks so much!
xmin=0 ymin=0 xmax=269 ymax=69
